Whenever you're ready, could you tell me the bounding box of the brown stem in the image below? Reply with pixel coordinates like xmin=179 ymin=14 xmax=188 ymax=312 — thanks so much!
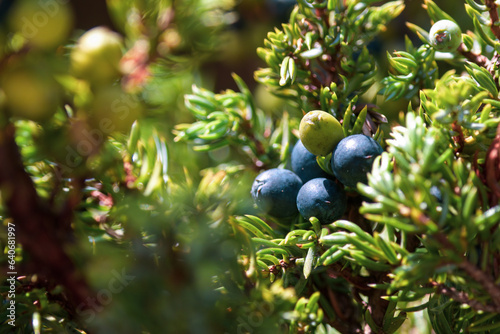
xmin=433 ymin=281 xmax=500 ymax=313
xmin=458 ymin=43 xmax=489 ymax=68
xmin=452 ymin=121 xmax=465 ymax=154
xmin=459 ymin=260 xmax=500 ymax=310
xmin=484 ymin=123 xmax=500 ymax=205
xmin=0 ymin=123 xmax=92 ymax=310
xmin=326 ymin=264 xmax=374 ymax=291
xmin=240 ymin=117 xmax=268 ymax=170
xmin=433 ymin=228 xmax=500 ymax=312
xmin=436 ymin=283 xmax=500 ymax=314
xmin=322 ymin=285 xmax=363 ymax=333
xmin=458 ymin=41 xmax=500 ymax=93
xmin=327 ymin=288 xmax=349 ymax=321
xmin=364 ymin=278 xmax=390 ymax=333
xmin=486 ymin=0 xmax=500 ymax=40
xmin=326 ymin=263 xmax=392 ymax=332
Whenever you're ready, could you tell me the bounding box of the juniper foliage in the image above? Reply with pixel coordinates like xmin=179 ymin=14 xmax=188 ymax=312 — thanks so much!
xmin=1 ymin=0 xmax=500 ymax=333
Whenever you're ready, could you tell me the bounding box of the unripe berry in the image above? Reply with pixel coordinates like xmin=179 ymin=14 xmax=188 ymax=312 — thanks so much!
xmin=299 ymin=110 xmax=344 ymax=156
xmin=429 ymin=20 xmax=462 ymax=52
xmin=2 ymin=65 xmax=61 ymax=122
xmin=89 ymin=86 xmax=143 ymax=134
xmin=8 ymin=0 xmax=74 ymax=49
xmin=70 ymin=27 xmax=123 ymax=85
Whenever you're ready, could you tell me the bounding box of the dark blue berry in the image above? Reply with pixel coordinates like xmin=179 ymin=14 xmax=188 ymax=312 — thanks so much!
xmin=331 ymin=134 xmax=383 ymax=188
xmin=251 ymin=168 xmax=303 ymax=217
xmin=296 ymin=178 xmax=347 ymax=224
xmin=291 ymin=139 xmax=330 ymax=183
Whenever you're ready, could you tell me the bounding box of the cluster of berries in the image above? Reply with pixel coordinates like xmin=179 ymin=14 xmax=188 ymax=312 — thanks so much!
xmin=251 ymin=110 xmax=383 ymax=225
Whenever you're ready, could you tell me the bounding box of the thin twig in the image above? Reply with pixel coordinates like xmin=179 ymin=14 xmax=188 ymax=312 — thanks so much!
xmin=459 ymin=260 xmax=500 ymax=310
xmin=433 ymin=229 xmax=500 ymax=312
xmin=433 ymin=281 xmax=500 ymax=313
xmin=452 ymin=121 xmax=465 ymax=153
xmin=484 ymin=123 xmax=500 ymax=205
xmin=458 ymin=43 xmax=489 ymax=68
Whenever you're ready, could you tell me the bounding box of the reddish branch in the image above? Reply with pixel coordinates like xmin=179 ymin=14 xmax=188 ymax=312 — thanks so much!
xmin=459 ymin=260 xmax=500 ymax=310
xmin=433 ymin=229 xmax=500 ymax=313
xmin=0 ymin=123 xmax=92 ymax=309
xmin=432 ymin=281 xmax=500 ymax=313
xmin=486 ymin=0 xmax=500 ymax=40
xmin=484 ymin=124 xmax=500 ymax=205
xmin=458 ymin=44 xmax=490 ymax=68
xmin=326 ymin=263 xmax=391 ymax=333
xmin=324 ymin=286 xmax=363 ymax=333
xmin=123 ymin=159 xmax=137 ymax=188
xmin=240 ymin=117 xmax=268 ymax=170
xmin=458 ymin=44 xmax=500 ymax=93
xmin=327 ymin=263 xmax=374 ymax=291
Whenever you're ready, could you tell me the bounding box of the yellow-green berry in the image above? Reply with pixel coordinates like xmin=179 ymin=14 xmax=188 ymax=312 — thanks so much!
xmin=299 ymin=110 xmax=344 ymax=156
xmin=429 ymin=20 xmax=462 ymax=52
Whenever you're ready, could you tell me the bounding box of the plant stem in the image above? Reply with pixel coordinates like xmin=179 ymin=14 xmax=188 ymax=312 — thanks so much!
xmin=486 ymin=0 xmax=500 ymax=40
xmin=458 ymin=44 xmax=489 ymax=68
xmin=484 ymin=123 xmax=500 ymax=205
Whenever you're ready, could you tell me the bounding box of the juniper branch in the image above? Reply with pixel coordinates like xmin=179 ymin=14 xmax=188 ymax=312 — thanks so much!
xmin=486 ymin=0 xmax=500 ymax=40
